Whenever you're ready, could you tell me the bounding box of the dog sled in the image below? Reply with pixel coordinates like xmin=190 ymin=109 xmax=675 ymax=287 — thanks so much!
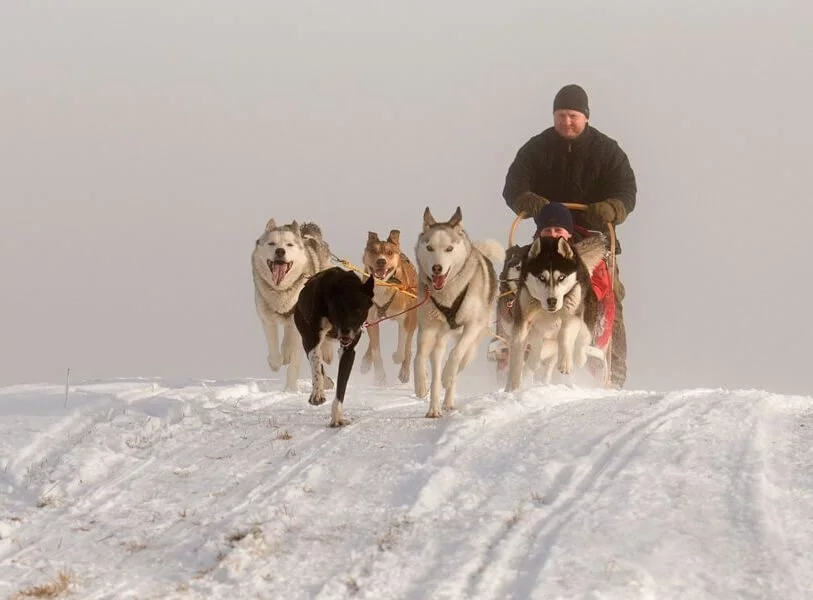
xmin=488 ymin=203 xmax=617 ymax=388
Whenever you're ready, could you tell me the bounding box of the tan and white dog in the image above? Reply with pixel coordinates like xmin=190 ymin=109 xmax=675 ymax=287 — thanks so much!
xmin=360 ymin=230 xmax=418 ymax=385
xmin=414 ymin=207 xmax=505 ymax=418
xmin=252 ymin=219 xmax=332 ymax=391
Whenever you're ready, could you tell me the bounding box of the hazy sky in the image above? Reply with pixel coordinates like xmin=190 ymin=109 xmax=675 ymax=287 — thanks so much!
xmin=2 ymin=1 xmax=812 ymax=394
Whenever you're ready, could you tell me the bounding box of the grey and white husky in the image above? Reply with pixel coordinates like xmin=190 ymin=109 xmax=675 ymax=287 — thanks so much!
xmin=252 ymin=218 xmax=332 ymax=391
xmin=505 ymin=235 xmax=602 ymax=391
xmin=414 ymin=207 xmax=505 ymax=417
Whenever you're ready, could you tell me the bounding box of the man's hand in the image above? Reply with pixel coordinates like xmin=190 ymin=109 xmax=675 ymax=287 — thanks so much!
xmin=511 ymin=192 xmax=549 ymax=218
xmin=586 ymin=198 xmax=628 ymax=226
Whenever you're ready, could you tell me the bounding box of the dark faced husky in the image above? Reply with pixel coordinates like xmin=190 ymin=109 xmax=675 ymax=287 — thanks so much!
xmin=252 ymin=219 xmax=332 ymax=391
xmin=293 ymin=267 xmax=375 ymax=427
xmin=505 ymin=235 xmax=599 ymax=391
xmin=414 ymin=207 xmax=505 ymax=417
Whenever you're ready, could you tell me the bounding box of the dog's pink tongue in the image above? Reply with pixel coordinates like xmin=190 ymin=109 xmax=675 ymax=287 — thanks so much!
xmin=272 ymin=263 xmax=288 ymax=285
xmin=432 ymin=274 xmax=446 ymax=290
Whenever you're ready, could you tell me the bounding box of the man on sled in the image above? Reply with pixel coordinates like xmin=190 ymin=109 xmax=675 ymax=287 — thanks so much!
xmin=498 ymin=84 xmax=637 ymax=388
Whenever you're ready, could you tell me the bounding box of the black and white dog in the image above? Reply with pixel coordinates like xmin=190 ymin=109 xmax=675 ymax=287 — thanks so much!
xmin=294 ymin=267 xmax=375 ymax=427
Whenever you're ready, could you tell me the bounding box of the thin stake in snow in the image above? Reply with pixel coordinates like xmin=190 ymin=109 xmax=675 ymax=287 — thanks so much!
xmin=64 ymin=368 xmax=70 ymax=408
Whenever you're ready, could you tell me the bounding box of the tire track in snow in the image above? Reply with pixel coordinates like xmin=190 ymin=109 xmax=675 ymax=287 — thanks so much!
xmin=375 ymin=392 xmax=594 ymax=599
xmin=227 ymin=388 xmax=427 ymax=513
xmin=4 ymin=384 xmax=164 ymax=490
xmin=186 ymin=389 xmax=434 ymax=599
xmin=465 ymin=390 xmax=712 ymax=600
xmin=0 ymin=383 xmax=198 ymax=574
xmin=747 ymin=394 xmax=810 ymax=598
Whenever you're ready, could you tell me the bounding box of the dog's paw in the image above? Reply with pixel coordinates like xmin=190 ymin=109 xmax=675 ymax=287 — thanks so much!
xmin=442 ymin=399 xmax=456 ymax=412
xmin=425 ymin=402 xmax=443 ymax=419
xmin=360 ymin=351 xmax=372 ymax=374
xmin=324 ymin=376 xmax=335 ymax=390
xmin=374 ymin=370 xmax=387 ymax=386
xmin=392 ymin=350 xmax=405 ymax=365
xmin=414 ymin=379 xmax=428 ymax=399
xmin=558 ymin=355 xmax=574 ymax=375
xmin=441 ymin=363 xmax=457 ymax=389
xmin=267 ymin=353 xmax=283 ymax=372
xmin=309 ymin=389 xmax=327 ymax=406
xmin=504 ymin=372 xmax=522 ymax=392
xmin=329 ymin=400 xmax=347 ymax=427
xmin=281 ymin=347 xmax=292 ymax=366
xmin=398 ymin=363 xmax=410 ymax=384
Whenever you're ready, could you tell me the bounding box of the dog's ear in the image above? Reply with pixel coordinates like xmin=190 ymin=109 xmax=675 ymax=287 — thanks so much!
xmin=367 ymin=231 xmax=380 ymax=244
xmin=290 ymin=220 xmax=302 ymax=238
xmin=362 ymin=274 xmax=375 ymax=297
xmin=386 ymin=229 xmax=400 ymax=246
xmin=557 ymin=237 xmax=574 ymax=260
xmin=448 ymin=206 xmax=463 ymax=229
xmin=264 ymin=218 xmax=277 ymax=232
xmin=423 ymin=207 xmax=436 ymax=231
xmin=528 ymin=237 xmax=542 ymax=259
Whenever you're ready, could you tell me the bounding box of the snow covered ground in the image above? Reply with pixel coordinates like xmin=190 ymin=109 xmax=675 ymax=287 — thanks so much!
xmin=1 ymin=374 xmax=812 ymax=599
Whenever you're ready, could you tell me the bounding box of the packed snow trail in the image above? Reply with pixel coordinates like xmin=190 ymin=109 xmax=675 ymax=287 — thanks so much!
xmin=1 ymin=378 xmax=811 ymax=599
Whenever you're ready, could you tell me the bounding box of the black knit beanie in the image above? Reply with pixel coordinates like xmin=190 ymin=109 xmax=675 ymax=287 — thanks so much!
xmin=553 ymin=84 xmax=590 ymax=119
xmin=534 ymin=202 xmax=574 ymax=235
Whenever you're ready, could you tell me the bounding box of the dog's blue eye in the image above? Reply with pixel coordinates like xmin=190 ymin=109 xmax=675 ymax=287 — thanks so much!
xmin=268 ymin=242 xmax=276 ymax=246
xmin=426 ymin=245 xmax=434 ymax=252
xmin=445 ymin=246 xmax=453 ymax=252
xmin=287 ymin=243 xmax=294 ymax=247
xmin=558 ymin=275 xmax=566 ymax=282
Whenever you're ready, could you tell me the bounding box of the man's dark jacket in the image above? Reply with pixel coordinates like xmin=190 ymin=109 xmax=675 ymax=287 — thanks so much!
xmin=503 ymin=125 xmax=636 ymax=237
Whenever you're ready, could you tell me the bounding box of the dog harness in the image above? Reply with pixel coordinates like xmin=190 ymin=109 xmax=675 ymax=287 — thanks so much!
xmin=373 ymin=290 xmax=397 ymax=319
xmin=371 ymin=272 xmax=407 ymax=318
xmin=430 ymin=285 xmax=469 ymax=330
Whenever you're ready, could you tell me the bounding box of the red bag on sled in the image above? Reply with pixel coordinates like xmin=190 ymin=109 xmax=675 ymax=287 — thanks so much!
xmin=590 ymin=258 xmax=615 ymax=350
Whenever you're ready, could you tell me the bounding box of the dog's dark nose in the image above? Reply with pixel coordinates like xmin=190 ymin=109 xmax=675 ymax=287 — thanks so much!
xmin=547 ymin=297 xmax=558 ymax=310
xmin=375 ymin=258 xmax=387 ymax=269
xmin=432 ymin=264 xmax=443 ymax=275
xmin=274 ymin=247 xmax=286 ymax=258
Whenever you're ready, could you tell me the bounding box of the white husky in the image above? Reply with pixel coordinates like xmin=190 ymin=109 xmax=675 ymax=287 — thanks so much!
xmin=414 ymin=207 xmax=505 ymax=417
xmin=252 ymin=219 xmax=332 ymax=391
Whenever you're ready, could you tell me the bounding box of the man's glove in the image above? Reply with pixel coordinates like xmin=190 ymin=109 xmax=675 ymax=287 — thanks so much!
xmin=511 ymin=192 xmax=549 ymax=218
xmin=586 ymin=198 xmax=628 ymax=227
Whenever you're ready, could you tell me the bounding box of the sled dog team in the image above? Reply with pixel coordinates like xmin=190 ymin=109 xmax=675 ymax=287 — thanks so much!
xmin=252 ymin=207 xmax=606 ymax=427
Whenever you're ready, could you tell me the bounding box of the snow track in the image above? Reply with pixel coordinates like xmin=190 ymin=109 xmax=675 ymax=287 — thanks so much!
xmin=1 ymin=379 xmax=812 ymax=599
